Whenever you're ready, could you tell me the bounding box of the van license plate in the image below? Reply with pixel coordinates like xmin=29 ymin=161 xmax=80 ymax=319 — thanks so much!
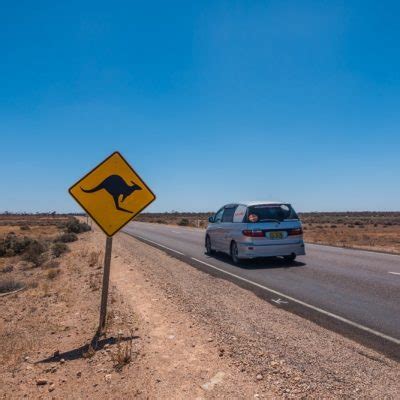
xmin=269 ymin=231 xmax=284 ymax=239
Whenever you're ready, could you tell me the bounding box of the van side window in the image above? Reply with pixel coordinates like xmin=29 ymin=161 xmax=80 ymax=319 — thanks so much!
xmin=222 ymin=206 xmax=237 ymax=223
xmin=233 ymin=205 xmax=247 ymax=223
xmin=214 ymin=208 xmax=224 ymax=223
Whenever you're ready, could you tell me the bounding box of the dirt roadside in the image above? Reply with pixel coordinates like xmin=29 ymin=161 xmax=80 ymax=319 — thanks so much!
xmin=1 ymin=225 xmax=399 ymax=399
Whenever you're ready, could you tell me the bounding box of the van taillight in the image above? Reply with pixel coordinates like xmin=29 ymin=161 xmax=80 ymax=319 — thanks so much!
xmin=242 ymin=230 xmax=264 ymax=237
xmin=288 ymin=228 xmax=303 ymax=236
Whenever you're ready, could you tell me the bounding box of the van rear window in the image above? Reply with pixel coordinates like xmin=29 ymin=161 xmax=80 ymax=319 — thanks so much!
xmin=247 ymin=204 xmax=298 ymax=222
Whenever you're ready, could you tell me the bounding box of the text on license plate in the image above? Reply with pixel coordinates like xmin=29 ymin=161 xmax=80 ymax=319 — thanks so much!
xmin=268 ymin=231 xmax=284 ymax=239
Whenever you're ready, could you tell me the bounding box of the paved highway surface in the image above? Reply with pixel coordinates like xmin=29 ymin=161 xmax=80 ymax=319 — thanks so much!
xmin=123 ymin=222 xmax=400 ymax=356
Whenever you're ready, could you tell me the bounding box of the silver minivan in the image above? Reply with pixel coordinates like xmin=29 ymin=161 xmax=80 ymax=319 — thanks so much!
xmin=205 ymin=201 xmax=305 ymax=264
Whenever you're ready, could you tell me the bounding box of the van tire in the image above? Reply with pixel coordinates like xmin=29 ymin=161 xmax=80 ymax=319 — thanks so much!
xmin=283 ymin=254 xmax=296 ymax=263
xmin=205 ymin=235 xmax=214 ymax=255
xmin=230 ymin=241 xmax=241 ymax=265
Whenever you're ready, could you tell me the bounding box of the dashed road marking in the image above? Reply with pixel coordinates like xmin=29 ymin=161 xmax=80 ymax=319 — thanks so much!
xmin=388 ymin=272 xmax=400 ymax=275
xmin=190 ymin=257 xmax=400 ymax=346
xmin=271 ymin=298 xmax=289 ymax=305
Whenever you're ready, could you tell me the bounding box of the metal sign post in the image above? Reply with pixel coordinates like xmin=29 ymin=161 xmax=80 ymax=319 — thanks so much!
xmin=98 ymin=236 xmax=113 ymax=333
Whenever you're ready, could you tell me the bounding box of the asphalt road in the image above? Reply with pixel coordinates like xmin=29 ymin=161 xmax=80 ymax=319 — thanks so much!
xmin=123 ymin=222 xmax=400 ymax=357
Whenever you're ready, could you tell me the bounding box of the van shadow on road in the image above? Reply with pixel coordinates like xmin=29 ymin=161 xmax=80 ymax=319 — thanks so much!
xmin=206 ymin=252 xmax=306 ymax=270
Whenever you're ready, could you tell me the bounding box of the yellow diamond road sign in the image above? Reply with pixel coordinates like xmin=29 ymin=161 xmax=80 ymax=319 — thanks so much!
xmin=69 ymin=152 xmax=156 ymax=236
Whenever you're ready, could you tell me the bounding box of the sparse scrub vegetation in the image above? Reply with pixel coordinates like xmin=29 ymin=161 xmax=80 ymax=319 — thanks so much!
xmin=0 ymin=212 xmax=104 ymax=393
xmin=0 ymin=234 xmax=33 ymax=257
xmin=88 ymin=272 xmax=101 ymax=291
xmin=65 ymin=218 xmax=91 ymax=234
xmin=27 ymin=279 xmax=38 ymax=289
xmin=112 ymin=330 xmax=135 ymax=371
xmin=56 ymin=232 xmax=78 ymax=243
xmin=82 ymin=343 xmax=96 ymax=359
xmin=1 ymin=265 xmax=13 ymax=273
xmin=178 ymin=218 xmax=190 ymax=226
xmin=88 ymin=251 xmax=101 ymax=267
xmin=22 ymin=240 xmax=48 ymax=267
xmin=52 ymin=242 xmax=68 ymax=258
xmin=43 ymin=260 xmax=60 ymax=269
xmin=41 ymin=282 xmax=51 ymax=297
xmin=46 ymin=268 xmax=60 ymax=280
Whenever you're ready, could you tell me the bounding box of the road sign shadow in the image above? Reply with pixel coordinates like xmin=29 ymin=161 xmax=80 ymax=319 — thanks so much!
xmin=37 ymin=334 xmax=139 ymax=363
xmin=206 ymin=251 xmax=306 ymax=270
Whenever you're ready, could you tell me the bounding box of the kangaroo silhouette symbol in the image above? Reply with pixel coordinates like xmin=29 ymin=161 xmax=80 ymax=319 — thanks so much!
xmin=81 ymin=175 xmax=142 ymax=213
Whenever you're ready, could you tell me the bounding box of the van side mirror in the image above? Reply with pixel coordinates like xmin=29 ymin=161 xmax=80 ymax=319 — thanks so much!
xmin=208 ymin=216 xmax=215 ymax=223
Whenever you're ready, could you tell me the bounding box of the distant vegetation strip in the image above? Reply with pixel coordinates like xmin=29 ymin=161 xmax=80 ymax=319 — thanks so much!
xmin=134 ymin=211 xmax=400 ymax=228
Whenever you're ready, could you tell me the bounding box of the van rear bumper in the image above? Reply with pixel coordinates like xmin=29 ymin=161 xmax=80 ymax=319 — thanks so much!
xmin=238 ymin=240 xmax=306 ymax=259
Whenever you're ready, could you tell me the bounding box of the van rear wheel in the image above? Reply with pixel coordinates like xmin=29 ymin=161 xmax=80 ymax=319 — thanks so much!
xmin=283 ymin=254 xmax=296 ymax=263
xmin=230 ymin=241 xmax=241 ymax=265
xmin=205 ymin=235 xmax=214 ymax=255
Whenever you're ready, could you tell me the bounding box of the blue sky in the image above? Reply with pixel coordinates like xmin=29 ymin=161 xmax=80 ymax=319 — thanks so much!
xmin=1 ymin=1 xmax=399 ymax=213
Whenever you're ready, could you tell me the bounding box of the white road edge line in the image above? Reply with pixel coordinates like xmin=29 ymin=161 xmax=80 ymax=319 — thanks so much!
xmin=388 ymin=272 xmax=400 ymax=275
xmin=191 ymin=257 xmax=400 ymax=346
xmin=133 ymin=235 xmax=185 ymax=256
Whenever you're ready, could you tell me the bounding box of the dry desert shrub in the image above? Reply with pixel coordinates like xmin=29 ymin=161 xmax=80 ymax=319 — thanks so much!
xmin=43 ymin=260 xmax=60 ymax=270
xmin=0 ymin=278 xmax=24 ymax=293
xmin=51 ymin=242 xmax=68 ymax=258
xmin=46 ymin=268 xmax=60 ymax=280
xmin=41 ymin=282 xmax=51 ymax=297
xmin=112 ymin=330 xmax=135 ymax=371
xmin=177 ymin=218 xmax=190 ymax=226
xmin=23 ymin=240 xmax=48 ymax=267
xmin=83 ymin=343 xmax=96 ymax=359
xmin=88 ymin=250 xmax=102 ymax=267
xmin=1 ymin=265 xmax=13 ymax=273
xmin=0 ymin=234 xmax=33 ymax=257
xmin=64 ymin=218 xmax=91 ymax=234
xmin=55 ymin=232 xmax=78 ymax=243
xmin=0 ymin=328 xmax=36 ymax=366
xmin=88 ymin=273 xmax=101 ymax=291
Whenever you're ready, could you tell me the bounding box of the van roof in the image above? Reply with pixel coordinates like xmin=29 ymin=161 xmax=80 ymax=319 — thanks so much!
xmin=238 ymin=201 xmax=287 ymax=207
